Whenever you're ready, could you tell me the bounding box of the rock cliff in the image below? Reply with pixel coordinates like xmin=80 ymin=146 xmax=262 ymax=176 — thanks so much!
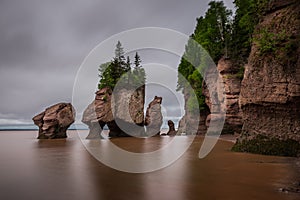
xmin=178 ymin=57 xmax=243 ymax=135
xmin=203 ymin=58 xmax=243 ymax=134
xmin=234 ymin=0 xmax=300 ymax=155
xmin=33 ymin=103 xmax=75 ymax=139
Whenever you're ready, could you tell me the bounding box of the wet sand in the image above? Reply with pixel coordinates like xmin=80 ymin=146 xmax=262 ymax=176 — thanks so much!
xmin=0 ymin=130 xmax=299 ymax=200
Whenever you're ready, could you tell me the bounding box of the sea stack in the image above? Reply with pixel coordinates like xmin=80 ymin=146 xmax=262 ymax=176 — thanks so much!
xmin=33 ymin=103 xmax=75 ymax=139
xmin=167 ymin=120 xmax=177 ymax=136
xmin=144 ymin=96 xmax=163 ymax=136
xmin=82 ymin=86 xmax=145 ymax=138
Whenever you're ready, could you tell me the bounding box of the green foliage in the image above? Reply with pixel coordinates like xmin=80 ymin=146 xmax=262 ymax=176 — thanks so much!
xmin=102 ymin=95 xmax=108 ymax=102
xmin=177 ymin=40 xmax=209 ymax=112
xmin=98 ymin=41 xmax=129 ymax=89
xmin=255 ymin=0 xmax=270 ymax=17
xmin=254 ymin=28 xmax=290 ymax=55
xmin=177 ymin=54 xmax=196 ymax=91
xmin=187 ymin=93 xmax=199 ymax=114
xmin=236 ymin=66 xmax=245 ymax=80
xmin=132 ymin=52 xmax=146 ymax=87
xmin=98 ymin=42 xmax=146 ymax=90
xmin=194 ymin=1 xmax=233 ymax=62
xmin=125 ymin=56 xmax=131 ymax=72
xmin=177 ymin=0 xmax=271 ymax=114
xmin=115 ymin=41 xmax=125 ymax=62
xmin=232 ymin=134 xmax=300 ymax=157
xmin=224 ymin=66 xmax=245 ymax=80
xmin=228 ymin=0 xmax=268 ymax=63
xmin=177 ymin=1 xmax=232 ymax=112
xmin=187 ymin=70 xmax=206 ymax=112
xmin=98 ymin=62 xmax=115 ymax=89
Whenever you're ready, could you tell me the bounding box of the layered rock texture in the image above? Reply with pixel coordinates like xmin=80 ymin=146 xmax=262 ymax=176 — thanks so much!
xmin=144 ymin=96 xmax=163 ymax=136
xmin=203 ymin=58 xmax=243 ymax=134
xmin=82 ymin=87 xmax=145 ymax=138
xmin=33 ymin=103 xmax=75 ymax=139
xmin=178 ymin=57 xmax=243 ymax=135
xmin=82 ymin=87 xmax=114 ymax=138
xmin=236 ymin=0 xmax=300 ymax=147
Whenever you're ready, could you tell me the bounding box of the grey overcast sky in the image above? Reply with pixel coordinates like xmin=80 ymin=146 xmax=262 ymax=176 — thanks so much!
xmin=0 ymin=0 xmax=234 ymax=124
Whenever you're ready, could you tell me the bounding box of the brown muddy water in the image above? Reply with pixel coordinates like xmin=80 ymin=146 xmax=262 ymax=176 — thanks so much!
xmin=0 ymin=130 xmax=299 ymax=200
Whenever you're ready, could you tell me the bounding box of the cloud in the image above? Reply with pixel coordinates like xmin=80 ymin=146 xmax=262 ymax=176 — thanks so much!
xmin=0 ymin=113 xmax=30 ymax=124
xmin=0 ymin=0 xmax=234 ymax=124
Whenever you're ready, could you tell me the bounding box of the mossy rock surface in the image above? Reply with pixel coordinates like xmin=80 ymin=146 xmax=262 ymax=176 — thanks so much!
xmin=232 ymin=134 xmax=300 ymax=157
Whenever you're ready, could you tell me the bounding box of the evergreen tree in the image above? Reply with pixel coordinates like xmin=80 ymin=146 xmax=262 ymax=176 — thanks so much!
xmin=98 ymin=62 xmax=114 ymax=89
xmin=229 ymin=0 xmax=259 ymax=62
xmin=124 ymin=56 xmax=131 ymax=85
xmin=98 ymin=41 xmax=128 ymax=89
xmin=132 ymin=52 xmax=146 ymax=87
xmin=98 ymin=43 xmax=146 ymax=90
xmin=177 ymin=0 xmax=270 ymax=109
xmin=177 ymin=38 xmax=204 ymax=91
xmin=177 ymin=1 xmax=232 ymax=112
xmin=193 ymin=1 xmax=232 ymax=62
xmin=176 ymin=0 xmax=271 ymax=113
xmin=115 ymin=41 xmax=125 ymax=63
xmin=125 ymin=56 xmax=131 ymax=72
xmin=134 ymin=52 xmax=141 ymax=68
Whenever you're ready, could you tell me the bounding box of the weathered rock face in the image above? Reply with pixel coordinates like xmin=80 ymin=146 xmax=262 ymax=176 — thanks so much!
xmin=145 ymin=96 xmax=163 ymax=136
xmin=82 ymin=87 xmax=113 ymax=138
xmin=82 ymin=87 xmax=145 ymax=138
xmin=112 ymin=87 xmax=145 ymax=125
xmin=177 ymin=88 xmax=208 ymax=135
xmin=166 ymin=120 xmax=177 ymax=136
xmin=111 ymin=86 xmax=146 ymax=137
xmin=238 ymin=0 xmax=300 ymax=142
xmin=203 ymin=58 xmax=243 ymax=134
xmin=33 ymin=103 xmax=75 ymax=139
xmin=178 ymin=57 xmax=243 ymax=135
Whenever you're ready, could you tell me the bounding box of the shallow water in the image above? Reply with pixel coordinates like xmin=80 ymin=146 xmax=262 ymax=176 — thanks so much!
xmin=0 ymin=131 xmax=299 ymax=200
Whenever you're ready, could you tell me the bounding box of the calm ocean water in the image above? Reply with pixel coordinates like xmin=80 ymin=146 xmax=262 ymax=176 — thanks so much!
xmin=0 ymin=130 xmax=299 ymax=200
xmin=0 ymin=124 xmax=89 ymax=130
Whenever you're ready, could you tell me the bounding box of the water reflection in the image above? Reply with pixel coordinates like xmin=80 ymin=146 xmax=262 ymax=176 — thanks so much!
xmin=0 ymin=131 xmax=299 ymax=200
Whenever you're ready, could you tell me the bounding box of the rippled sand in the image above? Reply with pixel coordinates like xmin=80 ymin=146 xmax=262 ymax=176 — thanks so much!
xmin=0 ymin=130 xmax=299 ymax=200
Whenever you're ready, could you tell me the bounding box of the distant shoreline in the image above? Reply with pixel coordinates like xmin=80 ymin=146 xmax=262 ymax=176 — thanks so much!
xmin=0 ymin=124 xmax=89 ymax=131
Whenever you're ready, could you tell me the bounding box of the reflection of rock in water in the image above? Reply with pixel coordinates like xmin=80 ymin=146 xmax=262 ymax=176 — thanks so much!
xmin=82 ymin=86 xmax=146 ymax=138
xmin=32 ymin=103 xmax=75 ymax=139
xmin=144 ymin=96 xmax=163 ymax=136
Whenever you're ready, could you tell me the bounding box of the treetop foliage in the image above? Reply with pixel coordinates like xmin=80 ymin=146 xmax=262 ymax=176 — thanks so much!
xmin=177 ymin=0 xmax=268 ymax=112
xmin=98 ymin=41 xmax=146 ymax=90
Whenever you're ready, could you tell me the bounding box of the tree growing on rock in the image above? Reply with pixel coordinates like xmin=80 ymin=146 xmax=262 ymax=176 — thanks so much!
xmin=177 ymin=0 xmax=264 ymax=113
xmin=98 ymin=42 xmax=146 ymax=90
xmin=132 ymin=52 xmax=146 ymax=88
xmin=177 ymin=1 xmax=232 ymax=113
